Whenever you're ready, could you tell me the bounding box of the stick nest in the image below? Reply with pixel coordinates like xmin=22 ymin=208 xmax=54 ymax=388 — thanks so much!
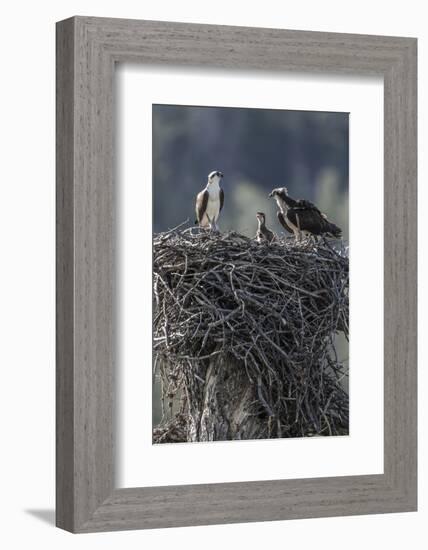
xmin=153 ymin=227 xmax=349 ymax=440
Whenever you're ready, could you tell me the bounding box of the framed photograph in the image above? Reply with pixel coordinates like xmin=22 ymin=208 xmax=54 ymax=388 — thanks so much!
xmin=150 ymin=103 xmax=350 ymax=446
xmin=56 ymin=16 xmax=417 ymax=532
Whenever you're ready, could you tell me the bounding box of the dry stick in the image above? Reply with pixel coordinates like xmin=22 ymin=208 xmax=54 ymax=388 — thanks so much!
xmin=153 ymin=227 xmax=349 ymax=441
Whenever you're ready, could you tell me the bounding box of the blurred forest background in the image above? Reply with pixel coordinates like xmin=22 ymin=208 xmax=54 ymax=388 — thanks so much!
xmin=153 ymin=104 xmax=349 ymax=240
xmin=152 ymin=104 xmax=349 ymax=429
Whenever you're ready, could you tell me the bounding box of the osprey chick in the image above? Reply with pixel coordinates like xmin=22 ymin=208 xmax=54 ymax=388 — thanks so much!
xmin=269 ymin=187 xmax=342 ymax=241
xmin=255 ymin=212 xmax=275 ymax=243
xmin=195 ymin=171 xmax=224 ymax=231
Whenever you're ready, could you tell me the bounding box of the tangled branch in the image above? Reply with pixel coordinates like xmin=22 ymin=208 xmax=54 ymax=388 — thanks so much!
xmin=153 ymin=227 xmax=349 ymax=441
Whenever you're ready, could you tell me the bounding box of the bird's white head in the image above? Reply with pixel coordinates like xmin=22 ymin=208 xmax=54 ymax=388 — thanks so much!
xmin=256 ymin=211 xmax=266 ymax=223
xmin=268 ymin=187 xmax=288 ymax=199
xmin=207 ymin=170 xmax=224 ymax=186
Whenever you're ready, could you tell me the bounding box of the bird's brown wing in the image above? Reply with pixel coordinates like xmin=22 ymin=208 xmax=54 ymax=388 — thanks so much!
xmin=195 ymin=190 xmax=209 ymax=224
xmin=219 ymin=188 xmax=224 ymax=212
xmin=256 ymin=228 xmax=275 ymax=243
xmin=295 ymin=199 xmax=321 ymax=212
xmin=265 ymin=228 xmax=275 ymax=242
xmin=277 ymin=211 xmax=293 ymax=234
xmin=288 ymin=207 xmax=327 ymax=235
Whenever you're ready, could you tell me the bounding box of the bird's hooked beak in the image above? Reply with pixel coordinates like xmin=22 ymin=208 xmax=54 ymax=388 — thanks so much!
xmin=268 ymin=190 xmax=275 ymax=198
xmin=218 ymin=172 xmax=224 ymax=178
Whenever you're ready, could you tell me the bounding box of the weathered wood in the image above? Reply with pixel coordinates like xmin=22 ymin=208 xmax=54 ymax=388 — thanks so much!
xmin=56 ymin=16 xmax=417 ymax=532
xmin=196 ymin=357 xmax=258 ymax=441
xmin=56 ymin=17 xmax=75 ymax=533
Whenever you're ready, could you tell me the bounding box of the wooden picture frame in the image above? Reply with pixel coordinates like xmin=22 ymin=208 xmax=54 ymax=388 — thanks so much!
xmin=56 ymin=16 xmax=417 ymax=533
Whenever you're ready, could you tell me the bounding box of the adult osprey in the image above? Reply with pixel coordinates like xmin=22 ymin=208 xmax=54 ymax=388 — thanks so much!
xmin=195 ymin=171 xmax=224 ymax=231
xmin=255 ymin=212 xmax=275 ymax=243
xmin=269 ymin=187 xmax=342 ymax=240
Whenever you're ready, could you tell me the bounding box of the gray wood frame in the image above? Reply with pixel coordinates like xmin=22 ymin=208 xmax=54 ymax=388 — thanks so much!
xmin=56 ymin=16 xmax=417 ymax=533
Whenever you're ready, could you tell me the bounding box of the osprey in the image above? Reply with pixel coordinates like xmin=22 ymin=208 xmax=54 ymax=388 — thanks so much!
xmin=269 ymin=187 xmax=342 ymax=240
xmin=255 ymin=212 xmax=275 ymax=243
xmin=195 ymin=171 xmax=224 ymax=231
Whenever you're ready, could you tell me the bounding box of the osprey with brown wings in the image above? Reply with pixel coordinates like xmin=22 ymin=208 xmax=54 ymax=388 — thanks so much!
xmin=195 ymin=171 xmax=224 ymax=231
xmin=269 ymin=187 xmax=342 ymax=241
